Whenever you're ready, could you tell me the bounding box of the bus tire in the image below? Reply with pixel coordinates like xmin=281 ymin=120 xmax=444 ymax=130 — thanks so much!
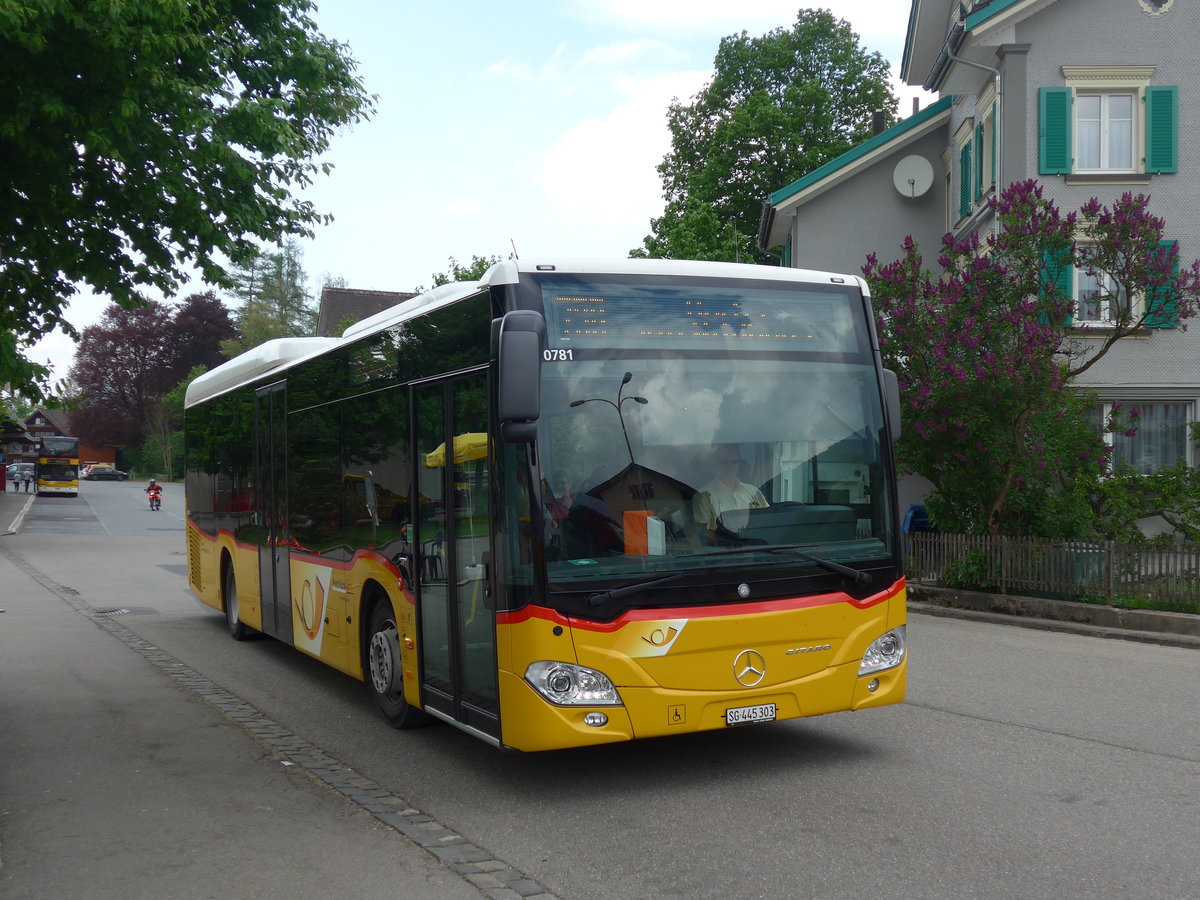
xmin=366 ymin=598 xmax=432 ymax=730
xmin=224 ymin=562 xmax=249 ymax=641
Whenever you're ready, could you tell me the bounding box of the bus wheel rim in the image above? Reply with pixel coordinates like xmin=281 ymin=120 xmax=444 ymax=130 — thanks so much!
xmin=369 ymin=625 xmax=401 ymax=695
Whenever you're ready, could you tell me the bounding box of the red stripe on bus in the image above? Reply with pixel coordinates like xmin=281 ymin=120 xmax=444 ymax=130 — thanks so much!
xmin=497 ymin=578 xmax=904 ymax=630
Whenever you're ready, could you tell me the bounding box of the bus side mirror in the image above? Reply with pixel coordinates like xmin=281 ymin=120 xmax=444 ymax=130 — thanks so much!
xmin=882 ymin=368 xmax=901 ymax=442
xmin=497 ymin=310 xmax=546 ymax=443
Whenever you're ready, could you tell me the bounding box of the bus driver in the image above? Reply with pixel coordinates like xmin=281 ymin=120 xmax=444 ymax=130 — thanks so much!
xmin=692 ymin=446 xmax=768 ymax=543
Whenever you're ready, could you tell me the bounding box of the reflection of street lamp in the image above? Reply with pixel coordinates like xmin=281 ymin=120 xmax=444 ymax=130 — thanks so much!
xmin=570 ymin=371 xmax=649 ymax=474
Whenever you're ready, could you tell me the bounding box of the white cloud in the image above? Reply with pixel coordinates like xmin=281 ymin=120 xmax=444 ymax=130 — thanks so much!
xmin=580 ymin=39 xmax=682 ymax=68
xmin=441 ymin=195 xmax=482 ymax=216
xmin=569 ymin=1 xmax=918 ymax=70
xmin=532 ymin=69 xmax=710 ymax=228
xmin=568 ymin=0 xmax=798 ymax=30
xmin=486 ymin=42 xmax=572 ymax=88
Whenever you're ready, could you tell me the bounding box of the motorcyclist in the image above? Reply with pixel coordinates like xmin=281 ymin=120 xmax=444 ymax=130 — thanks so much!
xmin=145 ymin=478 xmax=163 ymax=509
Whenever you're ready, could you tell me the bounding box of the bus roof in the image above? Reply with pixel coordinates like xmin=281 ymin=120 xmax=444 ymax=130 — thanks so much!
xmin=185 ymin=336 xmax=341 ymax=408
xmin=185 ymin=259 xmax=870 ymax=408
xmin=482 ymin=257 xmax=870 ymax=293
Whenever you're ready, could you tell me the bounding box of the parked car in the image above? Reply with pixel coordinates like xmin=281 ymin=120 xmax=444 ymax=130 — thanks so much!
xmin=84 ymin=464 xmax=129 ymax=481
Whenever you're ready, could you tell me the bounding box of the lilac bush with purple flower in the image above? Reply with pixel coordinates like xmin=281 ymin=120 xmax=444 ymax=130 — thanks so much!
xmin=864 ymin=180 xmax=1200 ymax=537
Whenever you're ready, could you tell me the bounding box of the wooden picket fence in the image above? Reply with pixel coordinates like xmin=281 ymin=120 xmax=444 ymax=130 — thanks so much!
xmin=905 ymin=532 xmax=1200 ymax=612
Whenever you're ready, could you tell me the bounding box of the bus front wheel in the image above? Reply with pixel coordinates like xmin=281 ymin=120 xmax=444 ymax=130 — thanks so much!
xmin=366 ymin=600 xmax=431 ymax=730
xmin=224 ymin=563 xmax=248 ymax=641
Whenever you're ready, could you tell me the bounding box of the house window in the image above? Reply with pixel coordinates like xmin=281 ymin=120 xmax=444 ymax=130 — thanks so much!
xmin=1075 ymin=93 xmax=1135 ymax=172
xmin=958 ymin=140 xmax=972 ymax=219
xmin=1065 ymin=239 xmax=1179 ymax=329
xmin=1075 ymin=267 xmax=1130 ymax=324
xmin=1039 ymin=72 xmax=1176 ymax=176
xmin=977 ymin=104 xmax=996 ymax=197
xmin=1101 ymin=402 xmax=1192 ymax=474
xmin=953 ymin=118 xmax=975 ymax=223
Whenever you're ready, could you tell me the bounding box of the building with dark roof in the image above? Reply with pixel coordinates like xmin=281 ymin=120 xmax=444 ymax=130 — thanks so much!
xmin=316 ymin=287 xmax=415 ymax=337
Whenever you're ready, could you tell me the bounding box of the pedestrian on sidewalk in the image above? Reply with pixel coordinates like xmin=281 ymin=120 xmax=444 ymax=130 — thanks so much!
xmin=23 ymin=470 xmax=33 ymax=492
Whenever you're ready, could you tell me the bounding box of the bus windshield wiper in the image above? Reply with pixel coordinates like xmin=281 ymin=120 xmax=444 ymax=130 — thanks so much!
xmin=677 ymin=545 xmax=873 ymax=585
xmin=588 ymin=573 xmax=686 ymax=607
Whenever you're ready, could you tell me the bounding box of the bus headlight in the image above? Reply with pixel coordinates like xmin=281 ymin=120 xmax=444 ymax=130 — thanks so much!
xmin=858 ymin=626 xmax=906 ymax=676
xmin=524 ymin=661 xmax=623 ymax=706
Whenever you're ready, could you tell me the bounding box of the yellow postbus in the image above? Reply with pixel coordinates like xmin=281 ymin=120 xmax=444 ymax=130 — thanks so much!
xmin=184 ymin=259 xmax=906 ymax=751
xmin=36 ymin=435 xmax=80 ymax=497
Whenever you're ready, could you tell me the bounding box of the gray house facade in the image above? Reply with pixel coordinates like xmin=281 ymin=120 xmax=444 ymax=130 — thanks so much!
xmin=762 ymin=0 xmax=1197 ymax=487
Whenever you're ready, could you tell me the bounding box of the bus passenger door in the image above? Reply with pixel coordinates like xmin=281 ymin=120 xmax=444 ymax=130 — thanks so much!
xmin=255 ymin=381 xmax=293 ymax=643
xmin=414 ymin=374 xmax=499 ymax=740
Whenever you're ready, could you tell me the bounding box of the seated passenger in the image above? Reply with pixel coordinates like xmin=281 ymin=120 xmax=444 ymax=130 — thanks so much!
xmin=692 ymin=447 xmax=768 ymax=543
xmin=545 ymin=470 xmax=576 ymax=525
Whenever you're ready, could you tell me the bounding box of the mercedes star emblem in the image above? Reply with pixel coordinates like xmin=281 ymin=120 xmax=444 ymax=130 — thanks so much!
xmin=733 ymin=649 xmax=766 ymax=687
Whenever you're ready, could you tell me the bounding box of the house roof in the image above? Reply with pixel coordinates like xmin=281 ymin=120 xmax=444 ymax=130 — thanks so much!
xmin=761 ymin=96 xmax=953 ymax=248
xmin=902 ymin=0 xmax=1058 ymax=89
xmin=901 ymin=0 xmax=957 ymax=86
xmin=315 ymin=287 xmax=415 ymax=337
xmin=25 ymin=407 xmax=72 ymax=434
xmin=0 ymin=403 xmax=25 ymax=442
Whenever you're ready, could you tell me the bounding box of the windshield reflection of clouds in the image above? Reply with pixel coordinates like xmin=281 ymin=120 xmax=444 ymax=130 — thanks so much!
xmin=539 ymin=358 xmax=890 ymax=583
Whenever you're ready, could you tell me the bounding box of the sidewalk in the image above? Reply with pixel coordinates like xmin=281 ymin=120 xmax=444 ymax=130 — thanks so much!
xmin=0 ymin=521 xmax=483 ymax=898
xmin=0 ymin=487 xmax=34 ymax=535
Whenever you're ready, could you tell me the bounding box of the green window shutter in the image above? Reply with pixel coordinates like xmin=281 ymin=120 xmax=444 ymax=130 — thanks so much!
xmin=1039 ymin=87 xmax=1072 ymax=175
xmin=1146 ymin=239 xmax=1180 ymax=328
xmin=991 ymin=102 xmax=998 ymax=186
xmin=1040 ymin=246 xmax=1074 ymax=327
xmin=974 ymin=123 xmax=984 ymax=200
xmin=1144 ymin=85 xmax=1177 ymax=174
xmin=959 ymin=141 xmax=972 ymax=219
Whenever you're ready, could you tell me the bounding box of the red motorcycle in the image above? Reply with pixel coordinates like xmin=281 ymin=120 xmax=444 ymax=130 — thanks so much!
xmin=147 ymin=485 xmax=162 ymax=511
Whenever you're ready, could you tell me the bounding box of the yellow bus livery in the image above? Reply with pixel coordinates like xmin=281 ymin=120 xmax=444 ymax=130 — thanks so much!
xmin=184 ymin=259 xmax=906 ymax=751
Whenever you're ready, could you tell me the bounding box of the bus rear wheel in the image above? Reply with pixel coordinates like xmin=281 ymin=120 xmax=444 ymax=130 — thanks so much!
xmin=224 ymin=563 xmax=248 ymax=641
xmin=367 ymin=600 xmax=431 ymax=729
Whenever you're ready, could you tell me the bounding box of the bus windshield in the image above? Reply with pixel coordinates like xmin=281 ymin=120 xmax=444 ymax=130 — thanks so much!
xmin=529 ymin=274 xmax=894 ymax=602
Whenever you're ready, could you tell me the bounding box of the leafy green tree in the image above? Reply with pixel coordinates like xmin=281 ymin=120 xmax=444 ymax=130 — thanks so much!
xmin=630 ymin=197 xmax=755 ymax=262
xmin=141 ymin=364 xmax=205 ymax=479
xmin=1 ymin=0 xmax=373 ymax=400
xmin=865 ymin=181 xmax=1200 ymax=537
xmin=222 ymin=239 xmax=319 ymax=354
xmin=419 ymin=255 xmax=504 ymax=292
xmin=635 ymin=9 xmax=895 ymax=262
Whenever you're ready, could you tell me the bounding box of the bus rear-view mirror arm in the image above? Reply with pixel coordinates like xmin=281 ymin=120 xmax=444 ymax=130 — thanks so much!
xmin=497 ymin=310 xmax=546 ymax=443
xmin=882 ymin=368 xmax=901 ymax=443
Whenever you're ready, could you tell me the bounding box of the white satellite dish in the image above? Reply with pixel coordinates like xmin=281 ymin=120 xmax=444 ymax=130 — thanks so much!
xmin=893 ymin=155 xmax=934 ymax=198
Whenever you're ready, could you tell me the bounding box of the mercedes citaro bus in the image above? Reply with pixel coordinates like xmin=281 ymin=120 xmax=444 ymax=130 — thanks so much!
xmin=184 ymin=259 xmax=906 ymax=751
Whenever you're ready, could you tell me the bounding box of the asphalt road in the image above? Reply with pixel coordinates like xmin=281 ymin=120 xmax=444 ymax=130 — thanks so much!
xmin=4 ymin=483 xmax=1198 ymax=898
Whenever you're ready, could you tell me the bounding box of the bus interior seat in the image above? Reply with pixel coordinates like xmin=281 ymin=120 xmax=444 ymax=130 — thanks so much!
xmin=735 ymin=502 xmax=857 ymax=544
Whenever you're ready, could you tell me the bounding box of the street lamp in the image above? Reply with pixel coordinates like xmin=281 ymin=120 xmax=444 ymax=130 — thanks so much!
xmin=570 ymin=371 xmax=649 ymax=474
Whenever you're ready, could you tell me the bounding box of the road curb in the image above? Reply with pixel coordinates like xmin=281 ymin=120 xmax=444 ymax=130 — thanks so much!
xmin=908 ymin=586 xmax=1200 ymax=651
xmin=1 ymin=492 xmax=35 ymax=536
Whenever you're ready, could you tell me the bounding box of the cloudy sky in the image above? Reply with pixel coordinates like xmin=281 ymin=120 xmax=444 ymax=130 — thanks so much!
xmin=31 ymin=0 xmax=929 ymax=382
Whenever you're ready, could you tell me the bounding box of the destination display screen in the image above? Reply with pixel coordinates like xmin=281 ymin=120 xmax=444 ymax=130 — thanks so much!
xmin=537 ymin=277 xmax=863 ymax=353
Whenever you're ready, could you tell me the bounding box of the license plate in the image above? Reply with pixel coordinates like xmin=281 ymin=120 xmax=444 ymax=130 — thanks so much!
xmin=725 ymin=703 xmax=776 ymax=726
